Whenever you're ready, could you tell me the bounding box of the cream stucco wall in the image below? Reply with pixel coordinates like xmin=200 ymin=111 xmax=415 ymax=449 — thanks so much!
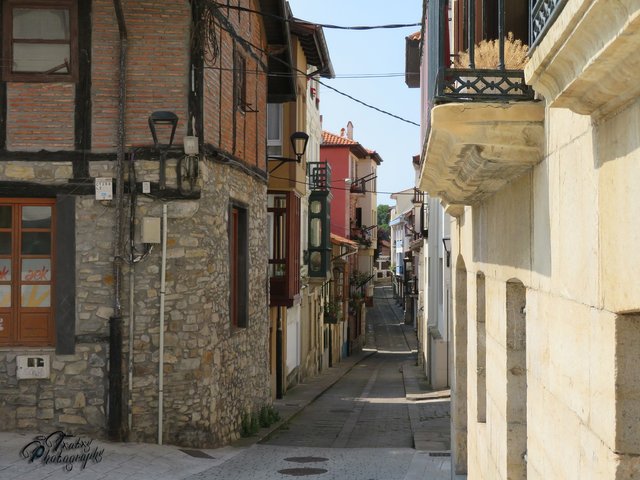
xmin=458 ymin=98 xmax=640 ymax=479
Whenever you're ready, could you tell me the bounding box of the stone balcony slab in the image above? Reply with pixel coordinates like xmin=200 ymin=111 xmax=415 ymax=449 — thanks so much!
xmin=525 ymin=0 xmax=640 ymax=119
xmin=418 ymin=102 xmax=545 ymax=215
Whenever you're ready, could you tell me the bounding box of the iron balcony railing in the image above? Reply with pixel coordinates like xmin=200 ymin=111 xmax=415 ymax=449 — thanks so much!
xmin=425 ymin=0 xmax=535 ymax=131
xmin=308 ymin=161 xmax=331 ymax=192
xmin=530 ymin=0 xmax=567 ymax=49
xmin=412 ymin=187 xmax=425 ymax=205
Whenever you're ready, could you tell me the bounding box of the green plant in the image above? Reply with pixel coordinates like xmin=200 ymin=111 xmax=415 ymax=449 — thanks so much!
xmin=240 ymin=412 xmax=251 ymax=437
xmin=454 ymin=33 xmax=528 ymax=69
xmin=259 ymin=405 xmax=281 ymax=428
xmin=240 ymin=411 xmax=261 ymax=437
xmin=323 ymin=299 xmax=342 ymax=323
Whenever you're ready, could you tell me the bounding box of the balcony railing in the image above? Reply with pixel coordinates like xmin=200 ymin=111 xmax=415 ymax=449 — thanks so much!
xmin=426 ymin=0 xmax=535 ymax=126
xmin=412 ymin=187 xmax=425 ymax=205
xmin=530 ymin=0 xmax=567 ymax=49
xmin=308 ymin=161 xmax=331 ymax=192
xmin=350 ymin=172 xmax=376 ymax=194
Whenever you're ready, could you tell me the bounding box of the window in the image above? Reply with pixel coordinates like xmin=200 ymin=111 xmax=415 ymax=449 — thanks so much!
xmin=230 ymin=203 xmax=248 ymax=328
xmin=0 ymin=199 xmax=55 ymax=346
xmin=267 ymin=103 xmax=283 ymax=157
xmin=355 ymin=208 xmax=362 ymax=228
xmin=233 ymin=51 xmax=247 ymax=113
xmin=3 ymin=0 xmax=78 ymax=82
xmin=268 ymin=191 xmax=301 ymax=305
xmin=268 ymin=194 xmax=287 ymax=278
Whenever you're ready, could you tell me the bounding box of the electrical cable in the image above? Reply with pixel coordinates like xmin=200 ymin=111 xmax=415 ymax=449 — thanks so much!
xmin=211 ymin=2 xmax=420 ymax=30
xmin=209 ymin=17 xmax=420 ymax=127
xmin=269 ymin=172 xmax=423 ymax=196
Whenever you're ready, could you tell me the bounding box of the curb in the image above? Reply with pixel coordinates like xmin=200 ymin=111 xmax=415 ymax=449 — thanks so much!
xmin=233 ymin=349 xmax=377 ymax=447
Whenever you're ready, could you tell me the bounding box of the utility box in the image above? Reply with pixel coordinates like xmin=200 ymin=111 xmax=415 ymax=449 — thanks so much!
xmin=16 ymin=355 xmax=50 ymax=380
xmin=142 ymin=217 xmax=161 ymax=244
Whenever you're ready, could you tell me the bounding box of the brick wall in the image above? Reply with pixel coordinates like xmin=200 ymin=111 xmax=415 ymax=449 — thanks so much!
xmin=6 ymin=83 xmax=75 ymax=151
xmin=92 ymin=0 xmax=190 ymax=151
xmin=203 ymin=0 xmax=267 ymax=171
xmin=3 ymin=0 xmax=266 ymax=174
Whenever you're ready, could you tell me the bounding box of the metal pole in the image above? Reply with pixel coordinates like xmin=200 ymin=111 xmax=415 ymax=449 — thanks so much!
xmin=109 ymin=0 xmax=127 ymax=442
xmin=158 ymin=204 xmax=168 ymax=444
xmin=498 ymin=0 xmax=505 ymax=69
xmin=469 ymin=0 xmax=476 ymax=68
xmin=276 ymin=307 xmax=283 ymax=399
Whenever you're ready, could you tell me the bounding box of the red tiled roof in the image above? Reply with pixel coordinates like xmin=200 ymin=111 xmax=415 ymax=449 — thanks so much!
xmin=331 ymin=233 xmax=358 ymax=247
xmin=322 ymin=130 xmax=359 ymax=146
xmin=321 ymin=130 xmax=382 ymax=163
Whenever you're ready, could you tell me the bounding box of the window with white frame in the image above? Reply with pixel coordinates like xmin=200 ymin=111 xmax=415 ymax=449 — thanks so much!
xmin=267 ymin=103 xmax=283 ymax=157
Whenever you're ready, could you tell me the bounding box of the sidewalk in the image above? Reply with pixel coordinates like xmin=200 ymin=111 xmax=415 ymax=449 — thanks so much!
xmin=0 ymin=351 xmax=373 ymax=480
xmin=0 ymin=290 xmax=453 ymax=480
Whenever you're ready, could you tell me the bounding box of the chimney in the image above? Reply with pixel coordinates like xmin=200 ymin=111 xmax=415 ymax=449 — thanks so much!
xmin=346 ymin=121 xmax=353 ymax=140
xmin=340 ymin=128 xmax=345 ymax=137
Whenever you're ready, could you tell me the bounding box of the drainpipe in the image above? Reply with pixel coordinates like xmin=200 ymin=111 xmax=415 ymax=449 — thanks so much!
xmin=276 ymin=307 xmax=283 ymax=399
xmin=109 ymin=0 xmax=127 ymax=442
xmin=158 ymin=204 xmax=168 ymax=444
xmin=158 ymin=203 xmax=167 ymax=445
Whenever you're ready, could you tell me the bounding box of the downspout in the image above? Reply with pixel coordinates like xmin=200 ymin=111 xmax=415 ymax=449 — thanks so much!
xmin=276 ymin=307 xmax=283 ymax=399
xmin=109 ymin=0 xmax=127 ymax=442
xmin=158 ymin=204 xmax=168 ymax=444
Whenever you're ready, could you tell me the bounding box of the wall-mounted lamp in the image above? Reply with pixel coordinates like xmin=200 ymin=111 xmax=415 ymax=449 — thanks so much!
xmin=290 ymin=131 xmax=309 ymax=163
xmin=269 ymin=131 xmax=309 ymax=174
xmin=442 ymin=237 xmax=451 ymax=267
xmin=149 ymin=111 xmax=179 ymax=190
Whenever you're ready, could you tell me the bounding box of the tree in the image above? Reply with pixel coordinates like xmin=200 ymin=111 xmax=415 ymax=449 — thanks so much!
xmin=377 ymin=204 xmax=391 ymax=241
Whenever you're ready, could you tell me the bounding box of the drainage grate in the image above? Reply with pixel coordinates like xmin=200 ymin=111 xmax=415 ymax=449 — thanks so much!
xmin=285 ymin=456 xmax=329 ymax=463
xmin=428 ymin=452 xmax=451 ymax=457
xmin=179 ymin=449 xmax=215 ymax=459
xmin=278 ymin=468 xmax=329 ymax=476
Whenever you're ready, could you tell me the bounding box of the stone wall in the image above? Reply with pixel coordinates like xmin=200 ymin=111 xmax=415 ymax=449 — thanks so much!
xmin=0 ymin=157 xmax=271 ymax=448
xmin=122 ymin=158 xmax=271 ymax=447
xmin=458 ymin=98 xmax=640 ymax=479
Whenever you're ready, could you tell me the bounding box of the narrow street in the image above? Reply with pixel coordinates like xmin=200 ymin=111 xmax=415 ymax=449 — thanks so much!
xmin=187 ymin=285 xmax=451 ymax=480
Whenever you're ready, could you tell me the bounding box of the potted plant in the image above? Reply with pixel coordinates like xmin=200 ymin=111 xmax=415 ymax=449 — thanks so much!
xmin=453 ymin=33 xmax=529 ymax=94
xmin=454 ymin=33 xmax=528 ymax=69
xmin=323 ymin=299 xmax=342 ymax=324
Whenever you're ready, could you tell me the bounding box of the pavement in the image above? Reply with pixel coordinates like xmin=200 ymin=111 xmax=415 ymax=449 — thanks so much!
xmin=0 ymin=284 xmax=454 ymax=480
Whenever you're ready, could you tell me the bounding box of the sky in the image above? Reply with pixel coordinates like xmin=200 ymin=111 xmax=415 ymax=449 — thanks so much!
xmin=288 ymin=0 xmax=422 ymax=206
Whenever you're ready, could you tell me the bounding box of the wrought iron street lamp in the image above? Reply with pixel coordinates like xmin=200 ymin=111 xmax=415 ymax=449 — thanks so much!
xmin=148 ymin=111 xmax=179 ymax=190
xmin=442 ymin=237 xmax=452 ymax=267
xmin=269 ymin=131 xmax=309 ymax=173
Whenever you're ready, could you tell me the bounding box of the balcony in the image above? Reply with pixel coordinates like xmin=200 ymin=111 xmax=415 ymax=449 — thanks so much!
xmin=526 ymin=0 xmax=640 ymax=119
xmin=308 ymin=161 xmax=331 ymax=191
xmin=419 ymin=0 xmax=545 ymax=215
xmin=349 ymin=172 xmax=376 ymax=194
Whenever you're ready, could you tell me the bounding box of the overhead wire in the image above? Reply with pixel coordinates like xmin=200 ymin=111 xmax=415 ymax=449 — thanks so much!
xmin=211 ymin=2 xmax=420 ymax=30
xmin=207 ymin=9 xmax=420 ymax=127
xmin=269 ymin=172 xmax=421 ymax=196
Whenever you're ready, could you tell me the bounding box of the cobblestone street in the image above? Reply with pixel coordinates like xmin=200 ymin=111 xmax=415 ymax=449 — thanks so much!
xmin=0 ymin=285 xmax=453 ymax=480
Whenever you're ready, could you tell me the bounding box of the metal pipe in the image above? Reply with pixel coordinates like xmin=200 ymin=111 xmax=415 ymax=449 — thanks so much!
xmin=127 ymin=152 xmax=137 ymax=434
xmin=469 ymin=0 xmax=475 ymax=68
xmin=158 ymin=203 xmax=168 ymax=445
xmin=109 ymin=0 xmax=127 ymax=442
xmin=498 ymin=0 xmax=505 ymax=69
xmin=128 ymin=261 xmax=135 ymax=433
xmin=276 ymin=307 xmax=283 ymax=399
